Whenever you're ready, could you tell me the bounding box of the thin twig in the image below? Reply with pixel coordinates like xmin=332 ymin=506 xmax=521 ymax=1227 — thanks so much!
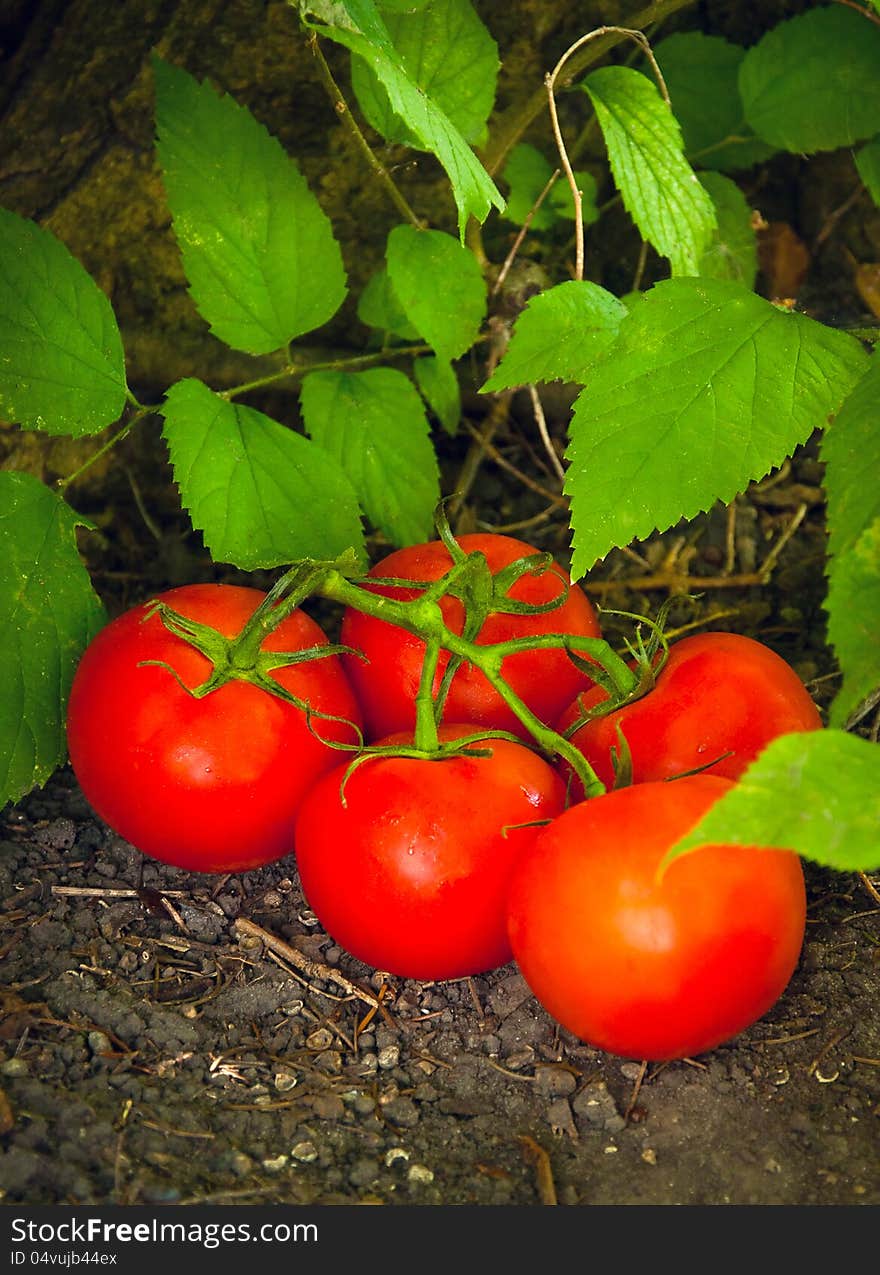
xmin=545 ymin=27 xmax=670 ymax=282
xmin=308 ymin=32 xmax=423 ymax=229
xmin=518 ymin=1135 xmax=558 ymax=1205
xmin=527 ymin=385 xmax=565 ymax=483
xmin=232 ymin=918 xmax=379 ymax=1010
xmin=831 ymin=0 xmax=880 ymax=28
xmin=492 ymin=169 xmax=561 ymax=298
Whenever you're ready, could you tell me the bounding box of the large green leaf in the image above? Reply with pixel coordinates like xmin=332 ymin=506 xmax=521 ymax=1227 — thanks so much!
xmin=739 ymin=7 xmax=880 ymax=154
xmin=356 ymin=268 xmax=420 ymax=340
xmin=0 ymin=472 xmax=107 ymax=809
xmin=161 ymin=378 xmax=365 ymax=569
xmin=565 ymin=278 xmax=869 ymax=579
xmin=351 ymin=0 xmax=498 ymax=147
xmin=301 ymin=367 xmax=439 ymax=546
xmin=856 ymin=137 xmax=880 ymax=208
xmin=821 ymin=359 xmax=880 ymax=727
xmin=665 ymin=731 xmax=880 ymax=875
xmin=652 ymin=31 xmax=775 ymax=172
xmin=697 ymin=172 xmax=758 ymax=286
xmin=582 ymin=65 xmax=717 ymax=277
xmin=154 ymin=56 xmax=346 ymax=355
xmin=0 ymin=209 xmax=127 ymax=437
xmin=481 ymin=281 xmax=626 ymax=392
xmin=386 ymin=224 xmax=486 ymax=362
xmin=305 ymin=5 xmax=504 ymax=238
xmin=413 ymin=355 xmax=460 ymax=435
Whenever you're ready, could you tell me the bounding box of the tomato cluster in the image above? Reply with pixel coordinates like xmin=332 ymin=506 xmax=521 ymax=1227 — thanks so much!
xmin=66 ymin=532 xmax=819 ymax=1061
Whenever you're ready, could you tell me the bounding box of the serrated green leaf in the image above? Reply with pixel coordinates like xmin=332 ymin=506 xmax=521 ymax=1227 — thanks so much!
xmin=739 ymin=7 xmax=880 ymax=154
xmin=565 ymin=278 xmax=869 ymax=579
xmin=582 ymin=66 xmax=717 ymax=277
xmin=161 ymin=378 xmax=365 ymax=569
xmin=0 ymin=209 xmax=127 ymax=437
xmin=665 ymin=731 xmax=880 ymax=874
xmin=306 ymin=14 xmax=504 ymax=238
xmin=351 ymin=0 xmax=498 ymax=148
xmin=413 ymin=355 xmax=460 ymax=434
xmin=300 ymin=367 xmax=439 ymax=545
xmin=481 ymin=281 xmax=626 ymax=393
xmin=824 ymin=519 xmax=880 ymax=731
xmin=154 ymin=56 xmax=346 ymax=356
xmin=500 ymin=144 xmax=598 ymax=230
xmin=653 ymin=31 xmax=776 ymax=172
xmin=856 ymin=137 xmax=880 ymax=207
xmin=386 ymin=224 xmax=486 ymax=361
xmin=0 ymin=472 xmax=107 ymax=809
xmin=697 ymin=172 xmax=758 ymax=286
xmin=356 ymin=268 xmax=420 ymax=340
xmin=821 ymin=359 xmax=880 ymax=727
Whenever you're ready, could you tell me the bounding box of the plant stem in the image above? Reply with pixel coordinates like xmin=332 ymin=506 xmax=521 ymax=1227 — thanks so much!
xmin=479 ymin=0 xmax=698 ymax=179
xmin=308 ymin=32 xmax=424 ymax=230
xmin=315 ymin=567 xmax=609 ymax=796
xmin=221 ymin=342 xmax=433 ymax=401
xmin=56 ymin=410 xmax=148 ymax=494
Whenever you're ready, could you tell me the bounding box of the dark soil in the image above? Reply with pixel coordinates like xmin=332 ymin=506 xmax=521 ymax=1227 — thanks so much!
xmin=0 ymin=753 xmax=878 ymax=1209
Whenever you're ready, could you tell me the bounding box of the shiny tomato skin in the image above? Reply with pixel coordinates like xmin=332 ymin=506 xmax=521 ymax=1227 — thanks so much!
xmin=294 ymin=724 xmax=568 ymax=980
xmin=66 ymin=584 xmax=363 ymax=874
xmin=507 ymin=776 xmax=806 ymax=1061
xmin=339 ymin=532 xmax=602 ymax=742
xmin=556 ymin=631 xmax=823 ymax=797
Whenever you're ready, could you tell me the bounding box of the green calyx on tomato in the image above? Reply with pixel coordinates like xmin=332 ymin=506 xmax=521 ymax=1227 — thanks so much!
xmin=143 ymin=595 xmax=363 ymax=742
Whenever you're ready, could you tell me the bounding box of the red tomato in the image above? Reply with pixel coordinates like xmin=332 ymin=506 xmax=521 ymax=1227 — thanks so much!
xmin=556 ymin=631 xmax=823 ymax=797
xmin=506 ymin=776 xmax=806 ymax=1061
xmin=294 ymin=724 xmax=567 ymax=980
xmin=66 ymin=584 xmax=363 ymax=873
xmin=339 ymin=532 xmax=602 ymax=742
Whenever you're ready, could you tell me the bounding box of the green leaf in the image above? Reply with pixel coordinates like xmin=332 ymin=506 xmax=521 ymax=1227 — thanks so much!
xmin=697 ymin=172 xmax=758 ymax=286
xmin=356 ymin=268 xmax=420 ymax=340
xmin=0 ymin=209 xmax=127 ymax=437
xmin=300 ymin=367 xmax=439 ymax=546
xmin=413 ymin=355 xmax=460 ymax=434
xmin=739 ymin=7 xmax=880 ymax=154
xmin=582 ymin=65 xmax=717 ymax=277
xmin=565 ymin=278 xmax=870 ymax=579
xmin=548 ymin=170 xmax=599 ymax=225
xmin=386 ymin=224 xmax=486 ymax=361
xmin=501 ymin=144 xmax=558 ymax=229
xmin=500 ymin=144 xmax=598 ymax=229
xmin=161 ymin=378 xmax=365 ymax=569
xmin=350 ymin=0 xmax=499 ymax=148
xmin=856 ymin=137 xmax=880 ymax=207
xmin=481 ymin=281 xmax=627 ymax=392
xmin=652 ymin=31 xmax=775 ymax=172
xmin=821 ymin=359 xmax=880 ymax=727
xmin=153 ymin=56 xmax=346 ymax=356
xmin=664 ymin=731 xmax=880 ymax=875
xmin=0 ymin=472 xmax=107 ymax=809
xmin=306 ymin=10 xmax=504 ymax=238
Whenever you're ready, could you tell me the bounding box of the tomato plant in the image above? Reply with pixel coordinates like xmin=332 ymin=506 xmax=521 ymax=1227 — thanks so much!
xmin=66 ymin=583 xmax=362 ymax=873
xmin=506 ymin=775 xmax=807 ymax=1061
xmin=556 ymin=631 xmax=824 ymax=796
xmin=293 ymin=724 xmax=567 ymax=980
xmin=339 ymin=532 xmax=603 ymax=742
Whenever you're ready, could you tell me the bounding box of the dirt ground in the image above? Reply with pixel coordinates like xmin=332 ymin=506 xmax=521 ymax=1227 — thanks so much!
xmin=0 ymin=770 xmax=878 ymax=1208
